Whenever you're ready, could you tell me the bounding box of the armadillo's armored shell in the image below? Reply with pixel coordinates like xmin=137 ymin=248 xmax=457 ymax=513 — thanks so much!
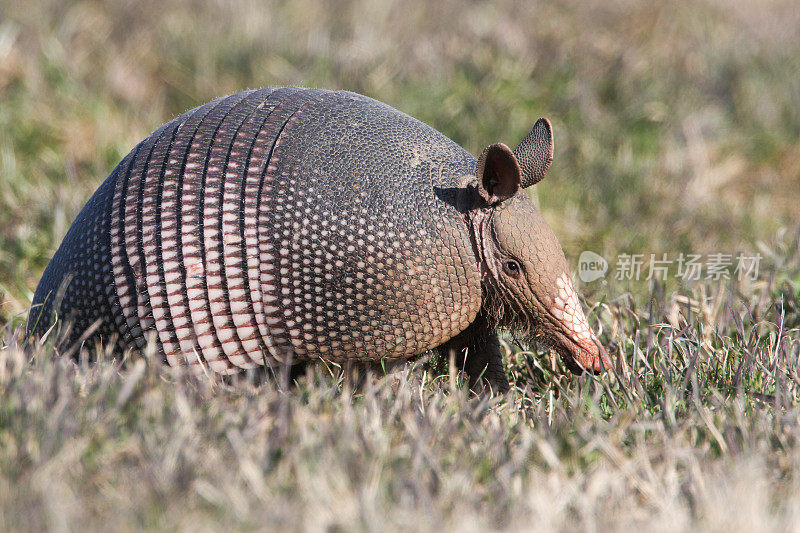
xmin=28 ymin=88 xmax=484 ymax=372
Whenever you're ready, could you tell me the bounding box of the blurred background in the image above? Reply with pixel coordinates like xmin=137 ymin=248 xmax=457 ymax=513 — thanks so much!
xmin=1 ymin=0 xmax=799 ymax=322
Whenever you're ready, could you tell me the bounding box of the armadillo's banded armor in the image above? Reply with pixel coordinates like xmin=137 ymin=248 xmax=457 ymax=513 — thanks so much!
xmin=29 ymin=88 xmax=483 ymax=373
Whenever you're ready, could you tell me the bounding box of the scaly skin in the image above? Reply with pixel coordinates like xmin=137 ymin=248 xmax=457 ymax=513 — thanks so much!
xmin=27 ymin=87 xmax=610 ymax=389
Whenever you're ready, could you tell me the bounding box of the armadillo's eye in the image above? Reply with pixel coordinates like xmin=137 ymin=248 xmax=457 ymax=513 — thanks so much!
xmin=502 ymin=259 xmax=522 ymax=278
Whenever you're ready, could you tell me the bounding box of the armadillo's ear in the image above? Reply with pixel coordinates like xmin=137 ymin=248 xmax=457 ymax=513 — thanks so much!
xmin=513 ymin=118 xmax=554 ymax=188
xmin=475 ymin=142 xmax=521 ymax=204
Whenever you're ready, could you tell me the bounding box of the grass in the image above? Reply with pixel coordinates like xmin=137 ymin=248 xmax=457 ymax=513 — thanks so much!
xmin=1 ymin=0 xmax=800 ymax=529
xmin=2 ymin=252 xmax=800 ymax=530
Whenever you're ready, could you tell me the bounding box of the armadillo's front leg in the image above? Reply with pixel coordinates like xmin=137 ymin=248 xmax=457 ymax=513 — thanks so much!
xmin=439 ymin=315 xmax=510 ymax=394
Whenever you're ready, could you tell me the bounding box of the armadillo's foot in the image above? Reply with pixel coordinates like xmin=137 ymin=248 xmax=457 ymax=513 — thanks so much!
xmin=439 ymin=316 xmax=511 ymax=395
xmin=463 ymin=335 xmax=511 ymax=395
xmin=467 ymin=359 xmax=511 ymax=395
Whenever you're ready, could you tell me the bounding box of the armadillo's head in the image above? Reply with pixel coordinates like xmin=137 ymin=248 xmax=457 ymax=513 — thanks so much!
xmin=465 ymin=119 xmax=611 ymax=374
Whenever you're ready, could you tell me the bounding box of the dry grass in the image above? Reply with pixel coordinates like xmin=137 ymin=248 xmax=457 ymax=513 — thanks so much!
xmin=2 ymin=245 xmax=800 ymax=530
xmin=2 ymin=0 xmax=800 ymax=530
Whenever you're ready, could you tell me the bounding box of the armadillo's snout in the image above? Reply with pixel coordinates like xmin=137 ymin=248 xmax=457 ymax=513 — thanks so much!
xmin=550 ymin=273 xmax=612 ymax=374
xmin=566 ymin=333 xmax=611 ymax=374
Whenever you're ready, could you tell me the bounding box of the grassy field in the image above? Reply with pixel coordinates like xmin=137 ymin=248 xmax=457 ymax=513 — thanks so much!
xmin=1 ymin=0 xmax=800 ymax=529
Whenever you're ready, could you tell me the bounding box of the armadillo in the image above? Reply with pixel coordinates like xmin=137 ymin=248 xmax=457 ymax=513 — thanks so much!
xmin=27 ymin=87 xmax=611 ymax=391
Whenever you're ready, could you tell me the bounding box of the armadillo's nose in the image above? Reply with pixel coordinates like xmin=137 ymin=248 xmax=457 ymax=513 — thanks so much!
xmin=551 ymin=273 xmax=612 ymax=374
xmin=569 ymin=334 xmax=612 ymax=374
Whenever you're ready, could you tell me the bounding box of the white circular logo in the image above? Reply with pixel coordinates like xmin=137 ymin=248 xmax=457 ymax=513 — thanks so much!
xmin=578 ymin=251 xmax=608 ymax=283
